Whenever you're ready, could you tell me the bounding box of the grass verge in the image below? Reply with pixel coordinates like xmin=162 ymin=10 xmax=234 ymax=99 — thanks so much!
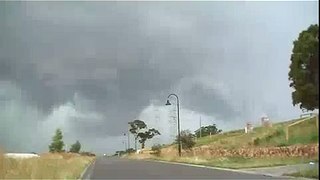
xmin=146 ymin=155 xmax=318 ymax=169
xmin=284 ymin=167 xmax=319 ymax=179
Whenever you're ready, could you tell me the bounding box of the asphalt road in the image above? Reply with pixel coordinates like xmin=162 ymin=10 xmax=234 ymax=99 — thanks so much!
xmin=83 ymin=157 xmax=289 ymax=179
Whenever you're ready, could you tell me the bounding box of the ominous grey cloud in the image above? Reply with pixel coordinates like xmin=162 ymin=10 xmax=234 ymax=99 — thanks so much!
xmin=0 ymin=2 xmax=318 ymax=153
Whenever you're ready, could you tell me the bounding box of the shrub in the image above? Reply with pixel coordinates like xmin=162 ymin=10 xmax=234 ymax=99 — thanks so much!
xmin=69 ymin=141 xmax=81 ymax=153
xmin=265 ymin=135 xmax=272 ymax=142
xmin=177 ymin=130 xmax=196 ymax=150
xmin=80 ymin=152 xmax=95 ymax=156
xmin=151 ymin=144 xmax=162 ymax=156
xmin=253 ymin=138 xmax=260 ymax=146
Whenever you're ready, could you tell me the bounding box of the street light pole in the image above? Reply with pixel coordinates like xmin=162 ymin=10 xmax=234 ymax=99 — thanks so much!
xmin=199 ymin=116 xmax=202 ymax=138
xmin=122 ymin=141 xmax=127 ymax=151
xmin=166 ymin=93 xmax=181 ymax=157
xmin=126 ymin=124 xmax=131 ymax=151
xmin=123 ymin=133 xmax=129 ymax=151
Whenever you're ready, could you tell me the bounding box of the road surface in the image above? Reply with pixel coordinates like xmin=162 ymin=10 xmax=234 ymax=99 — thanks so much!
xmin=83 ymin=157 xmax=288 ymax=179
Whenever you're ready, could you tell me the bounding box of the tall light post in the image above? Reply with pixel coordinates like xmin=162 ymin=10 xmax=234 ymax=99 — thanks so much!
xmin=123 ymin=132 xmax=129 ymax=151
xmin=165 ymin=93 xmax=181 ymax=157
xmin=122 ymin=140 xmax=127 ymax=152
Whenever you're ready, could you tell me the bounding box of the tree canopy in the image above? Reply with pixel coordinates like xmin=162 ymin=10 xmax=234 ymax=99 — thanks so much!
xmin=137 ymin=128 xmax=161 ymax=149
xmin=195 ymin=124 xmax=222 ymax=138
xmin=69 ymin=140 xmax=81 ymax=153
xmin=128 ymin=120 xmax=147 ymax=135
xmin=128 ymin=120 xmax=160 ymax=149
xmin=289 ymin=24 xmax=319 ymax=111
xmin=49 ymin=128 xmax=65 ymax=153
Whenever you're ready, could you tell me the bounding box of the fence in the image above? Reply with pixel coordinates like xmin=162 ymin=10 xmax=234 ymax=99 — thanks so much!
xmin=286 ymin=113 xmax=318 ymax=141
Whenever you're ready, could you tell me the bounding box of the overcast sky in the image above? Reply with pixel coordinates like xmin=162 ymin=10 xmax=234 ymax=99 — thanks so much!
xmin=0 ymin=2 xmax=318 ymax=154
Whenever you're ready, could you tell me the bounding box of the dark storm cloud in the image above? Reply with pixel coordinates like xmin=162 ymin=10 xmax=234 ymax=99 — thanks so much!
xmin=0 ymin=2 xmax=205 ymax=137
xmin=1 ymin=1 xmax=318 ymax=151
xmin=181 ymin=82 xmax=239 ymax=120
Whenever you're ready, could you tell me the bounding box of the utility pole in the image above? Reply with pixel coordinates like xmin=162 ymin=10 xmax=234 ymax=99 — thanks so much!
xmin=122 ymin=141 xmax=127 ymax=151
xmin=199 ymin=116 xmax=202 ymax=138
xmin=127 ymin=125 xmax=130 ymax=150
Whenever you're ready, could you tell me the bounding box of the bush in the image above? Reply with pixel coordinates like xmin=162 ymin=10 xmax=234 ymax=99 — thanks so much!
xmin=265 ymin=135 xmax=272 ymax=142
xmin=69 ymin=141 xmax=81 ymax=153
xmin=151 ymin=144 xmax=162 ymax=156
xmin=277 ymin=142 xmax=289 ymax=147
xmin=126 ymin=148 xmax=135 ymax=154
xmin=80 ymin=152 xmax=95 ymax=156
xmin=177 ymin=130 xmax=196 ymax=150
xmin=253 ymin=138 xmax=260 ymax=146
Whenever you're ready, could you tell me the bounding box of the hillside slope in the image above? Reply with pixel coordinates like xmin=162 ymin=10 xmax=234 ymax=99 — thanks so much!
xmin=194 ymin=116 xmax=318 ymax=149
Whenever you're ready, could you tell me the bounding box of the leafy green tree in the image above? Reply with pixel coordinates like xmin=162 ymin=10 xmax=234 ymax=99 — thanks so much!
xmin=128 ymin=120 xmax=161 ymax=149
xmin=69 ymin=140 xmax=81 ymax=153
xmin=128 ymin=120 xmax=147 ymax=150
xmin=176 ymin=130 xmax=195 ymax=150
xmin=49 ymin=128 xmax=65 ymax=153
xmin=195 ymin=124 xmax=222 ymax=138
xmin=137 ymin=128 xmax=161 ymax=149
xmin=289 ymin=24 xmax=319 ymax=111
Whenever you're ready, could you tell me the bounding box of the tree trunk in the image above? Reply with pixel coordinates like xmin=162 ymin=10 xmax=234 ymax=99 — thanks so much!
xmin=134 ymin=137 xmax=137 ymax=151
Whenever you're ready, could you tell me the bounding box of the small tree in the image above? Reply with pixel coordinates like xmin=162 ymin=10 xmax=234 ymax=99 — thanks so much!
xmin=177 ymin=130 xmax=195 ymax=150
xmin=69 ymin=140 xmax=81 ymax=153
xmin=151 ymin=144 xmax=162 ymax=156
xmin=49 ymin=128 xmax=65 ymax=153
xmin=195 ymin=124 xmax=222 ymax=138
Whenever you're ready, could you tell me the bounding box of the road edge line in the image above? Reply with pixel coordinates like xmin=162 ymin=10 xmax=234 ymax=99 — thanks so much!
xmin=144 ymin=159 xmax=295 ymax=179
xmin=79 ymin=158 xmax=96 ymax=180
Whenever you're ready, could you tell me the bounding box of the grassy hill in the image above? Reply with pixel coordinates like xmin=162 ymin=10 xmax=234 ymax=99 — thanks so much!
xmin=130 ymin=116 xmax=319 ymax=170
xmin=195 ymin=116 xmax=318 ymax=149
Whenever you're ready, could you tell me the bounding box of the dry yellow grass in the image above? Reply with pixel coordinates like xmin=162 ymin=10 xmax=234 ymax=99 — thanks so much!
xmin=0 ymin=151 xmax=95 ymax=179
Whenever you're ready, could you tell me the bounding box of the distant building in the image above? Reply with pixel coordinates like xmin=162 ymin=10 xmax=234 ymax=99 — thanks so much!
xmin=261 ymin=116 xmax=272 ymax=127
xmin=245 ymin=122 xmax=253 ymax=133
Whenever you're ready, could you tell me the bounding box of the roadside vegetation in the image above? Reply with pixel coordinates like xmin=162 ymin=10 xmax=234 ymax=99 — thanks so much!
xmin=0 ymin=128 xmax=95 ymax=179
xmin=195 ymin=116 xmax=318 ymax=149
xmin=151 ymin=156 xmax=317 ymax=169
xmin=286 ymin=167 xmax=319 ymax=179
xmin=128 ymin=115 xmax=318 ymax=169
xmin=0 ymin=152 xmax=94 ymax=179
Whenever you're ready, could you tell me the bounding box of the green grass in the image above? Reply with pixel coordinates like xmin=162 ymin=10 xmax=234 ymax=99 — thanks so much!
xmin=203 ymin=156 xmax=318 ymax=169
xmin=195 ymin=117 xmax=319 ymax=148
xmin=284 ymin=167 xmax=319 ymax=179
xmin=288 ymin=117 xmax=319 ymax=145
